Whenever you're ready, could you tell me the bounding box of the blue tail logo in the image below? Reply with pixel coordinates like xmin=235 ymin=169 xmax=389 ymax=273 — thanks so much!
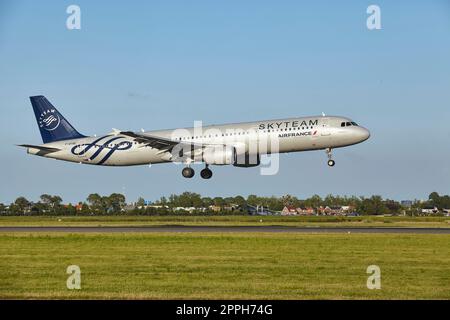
xmin=39 ymin=109 xmax=60 ymax=131
xmin=30 ymin=95 xmax=86 ymax=143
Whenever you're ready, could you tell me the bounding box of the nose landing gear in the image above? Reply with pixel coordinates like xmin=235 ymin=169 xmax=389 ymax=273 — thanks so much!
xmin=326 ymin=148 xmax=335 ymax=167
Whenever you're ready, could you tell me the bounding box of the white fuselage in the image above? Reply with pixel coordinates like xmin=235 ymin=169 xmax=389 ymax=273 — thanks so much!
xmin=26 ymin=116 xmax=370 ymax=166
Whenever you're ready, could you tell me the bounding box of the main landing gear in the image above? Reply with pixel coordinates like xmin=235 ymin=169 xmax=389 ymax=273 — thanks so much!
xmin=182 ymin=165 xmax=213 ymax=179
xmin=326 ymin=148 xmax=335 ymax=167
xmin=182 ymin=166 xmax=195 ymax=178
xmin=200 ymin=165 xmax=213 ymax=179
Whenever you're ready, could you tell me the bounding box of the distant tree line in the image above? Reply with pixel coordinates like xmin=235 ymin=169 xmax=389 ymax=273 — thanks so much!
xmin=0 ymin=193 xmax=126 ymax=216
xmin=428 ymin=192 xmax=450 ymax=210
xmin=0 ymin=192 xmax=449 ymax=216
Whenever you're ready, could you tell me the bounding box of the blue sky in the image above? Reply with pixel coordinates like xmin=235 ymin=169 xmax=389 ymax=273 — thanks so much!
xmin=1 ymin=0 xmax=450 ymax=204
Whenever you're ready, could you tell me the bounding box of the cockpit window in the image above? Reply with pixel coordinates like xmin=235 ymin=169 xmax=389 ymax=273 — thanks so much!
xmin=341 ymin=121 xmax=359 ymax=127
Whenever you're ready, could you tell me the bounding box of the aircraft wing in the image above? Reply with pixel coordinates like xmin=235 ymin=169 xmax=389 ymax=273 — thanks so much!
xmin=119 ymin=131 xmax=205 ymax=152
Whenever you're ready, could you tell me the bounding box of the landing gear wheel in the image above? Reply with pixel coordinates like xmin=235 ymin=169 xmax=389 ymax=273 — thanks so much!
xmin=182 ymin=167 xmax=195 ymax=178
xmin=200 ymin=168 xmax=213 ymax=179
xmin=326 ymin=148 xmax=335 ymax=167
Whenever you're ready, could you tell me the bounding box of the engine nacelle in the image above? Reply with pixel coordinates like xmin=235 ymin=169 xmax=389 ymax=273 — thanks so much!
xmin=202 ymin=146 xmax=235 ymax=165
xmin=202 ymin=146 xmax=260 ymax=167
xmin=233 ymin=152 xmax=260 ymax=167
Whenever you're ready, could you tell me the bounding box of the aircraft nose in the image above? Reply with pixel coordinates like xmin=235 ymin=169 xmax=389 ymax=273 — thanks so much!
xmin=358 ymin=127 xmax=370 ymax=142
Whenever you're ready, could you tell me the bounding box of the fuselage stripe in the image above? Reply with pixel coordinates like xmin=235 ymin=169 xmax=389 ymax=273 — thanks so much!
xmin=89 ymin=137 xmax=123 ymax=161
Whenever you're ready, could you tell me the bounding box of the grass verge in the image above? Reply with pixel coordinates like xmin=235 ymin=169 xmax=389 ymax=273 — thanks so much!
xmin=0 ymin=232 xmax=449 ymax=299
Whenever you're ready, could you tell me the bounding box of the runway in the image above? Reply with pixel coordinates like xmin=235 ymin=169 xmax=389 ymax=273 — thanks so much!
xmin=0 ymin=226 xmax=450 ymax=234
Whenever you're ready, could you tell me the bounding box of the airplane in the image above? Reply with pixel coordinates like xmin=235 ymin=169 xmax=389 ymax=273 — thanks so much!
xmin=18 ymin=95 xmax=370 ymax=179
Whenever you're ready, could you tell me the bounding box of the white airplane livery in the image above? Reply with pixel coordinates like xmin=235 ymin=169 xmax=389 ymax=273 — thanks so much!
xmin=19 ymin=96 xmax=370 ymax=179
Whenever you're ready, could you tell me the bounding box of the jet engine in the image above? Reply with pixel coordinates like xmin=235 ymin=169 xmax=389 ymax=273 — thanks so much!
xmin=233 ymin=152 xmax=260 ymax=167
xmin=202 ymin=146 xmax=235 ymax=165
xmin=202 ymin=146 xmax=260 ymax=167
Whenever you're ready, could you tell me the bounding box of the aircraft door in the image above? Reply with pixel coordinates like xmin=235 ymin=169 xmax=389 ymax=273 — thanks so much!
xmin=321 ymin=118 xmax=331 ymax=136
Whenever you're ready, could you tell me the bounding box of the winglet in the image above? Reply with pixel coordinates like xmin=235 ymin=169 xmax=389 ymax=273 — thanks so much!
xmin=111 ymin=128 xmax=121 ymax=136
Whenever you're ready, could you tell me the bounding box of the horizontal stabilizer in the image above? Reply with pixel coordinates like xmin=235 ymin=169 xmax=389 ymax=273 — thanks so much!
xmin=17 ymin=144 xmax=61 ymax=152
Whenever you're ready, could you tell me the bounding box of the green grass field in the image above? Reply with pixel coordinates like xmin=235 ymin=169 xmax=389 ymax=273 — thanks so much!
xmin=1 ymin=215 xmax=449 ymax=228
xmin=0 ymin=232 xmax=449 ymax=299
